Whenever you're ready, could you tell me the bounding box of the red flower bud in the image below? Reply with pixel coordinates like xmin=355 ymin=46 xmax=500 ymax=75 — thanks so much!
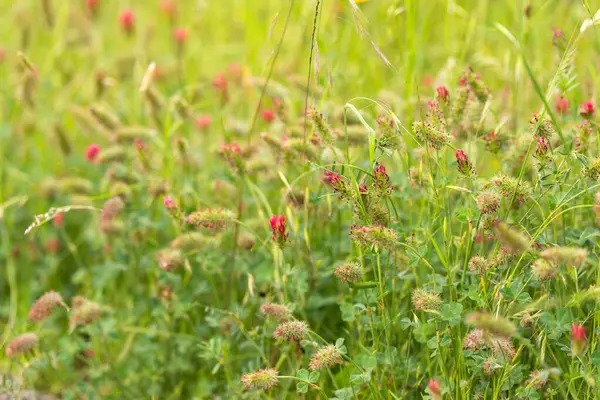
xmin=119 ymin=9 xmax=135 ymax=35
xmin=262 ymin=109 xmax=275 ymax=123
xmin=555 ymin=97 xmax=569 ymax=115
xmin=173 ymin=27 xmax=189 ymax=43
xmin=269 ymin=215 xmax=288 ymax=247
xmin=86 ymin=144 xmax=100 ymax=162
xmin=579 ymin=101 xmax=595 ymax=119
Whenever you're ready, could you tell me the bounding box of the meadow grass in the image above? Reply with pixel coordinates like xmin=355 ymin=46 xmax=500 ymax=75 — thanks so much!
xmin=2 ymin=0 xmax=600 ymax=399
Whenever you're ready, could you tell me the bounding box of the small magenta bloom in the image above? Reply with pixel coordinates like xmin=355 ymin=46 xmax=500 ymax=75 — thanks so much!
xmin=270 ymin=215 xmax=288 ymax=247
xmin=555 ymin=97 xmax=569 ymax=115
xmin=173 ymin=27 xmax=189 ymax=43
xmin=428 ymin=378 xmax=442 ymax=400
xmin=373 ymin=164 xmax=393 ymax=195
xmin=535 ymin=136 xmax=549 ymax=158
xmin=212 ymin=73 xmax=228 ymax=91
xmin=86 ymin=144 xmax=100 ymax=162
xmin=163 ymin=196 xmax=175 ymax=209
xmin=52 ymin=213 xmax=64 ymax=227
xmin=119 ymin=9 xmax=135 ymax=35
xmin=455 ymin=149 xmax=475 ymax=177
xmin=571 ymin=323 xmax=587 ymax=355
xmin=579 ymin=101 xmax=595 ymax=118
xmin=436 ymin=85 xmax=449 ymax=102
xmin=262 ymin=109 xmax=275 ymax=123
xmin=195 ymin=115 xmax=212 ymax=129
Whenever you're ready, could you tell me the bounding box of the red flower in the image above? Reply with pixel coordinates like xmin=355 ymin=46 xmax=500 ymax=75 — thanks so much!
xmin=119 ymin=9 xmax=135 ymax=35
xmin=455 ymin=149 xmax=474 ymax=177
xmin=86 ymin=144 xmax=100 ymax=162
xmin=212 ymin=73 xmax=228 ymax=91
xmin=53 ymin=213 xmax=64 ymax=228
xmin=428 ymin=378 xmax=442 ymax=400
xmin=173 ymin=27 xmax=189 ymax=43
xmin=436 ymin=85 xmax=449 ymax=102
xmin=163 ymin=196 xmax=175 ymax=209
xmin=535 ymin=137 xmax=548 ymax=157
xmin=579 ymin=101 xmax=595 ymax=118
xmin=555 ymin=97 xmax=569 ymax=115
xmin=195 ymin=115 xmax=212 ymax=129
xmin=160 ymin=0 xmax=176 ymax=18
xmin=269 ymin=215 xmax=288 ymax=247
xmin=87 ymin=0 xmax=100 ymax=14
xmin=571 ymin=323 xmax=587 ymax=355
xmin=262 ymin=109 xmax=275 ymax=123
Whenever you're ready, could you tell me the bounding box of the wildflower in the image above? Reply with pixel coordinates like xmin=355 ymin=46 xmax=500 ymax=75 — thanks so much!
xmin=157 ymin=249 xmax=184 ymax=272
xmin=527 ymin=370 xmax=550 ymax=389
xmin=53 ymin=212 xmax=64 ymax=227
xmin=463 ymin=329 xmax=486 ymax=351
xmin=482 ymin=358 xmax=496 ymax=376
xmin=529 ymin=114 xmax=556 ymax=139
xmin=334 ymin=263 xmax=363 ymax=283
xmin=494 ymin=222 xmax=531 ymax=253
xmin=372 ymin=164 xmax=393 ymax=195
xmin=270 ymin=215 xmax=288 ymax=247
xmin=436 ymin=85 xmax=449 ymax=103
xmin=582 ymin=157 xmax=600 ymax=180
xmin=273 ymin=320 xmax=307 ymax=342
xmin=411 ymin=288 xmax=441 ymax=311
xmin=160 ymin=0 xmax=176 ymax=19
xmin=28 ymin=291 xmax=65 ymax=322
xmin=428 ymin=378 xmax=442 ymax=400
xmin=86 ymin=144 xmax=100 ymax=162
xmin=350 ymin=225 xmax=398 ymax=249
xmin=490 ymin=337 xmax=516 ymax=360
xmin=412 ymin=120 xmax=450 ymax=150
xmin=323 ymin=171 xmax=351 ymax=199
xmin=173 ymin=27 xmax=189 ymax=44
xmin=579 ymin=101 xmax=595 ymax=119
xmin=468 ymin=256 xmax=490 ymax=276
xmin=540 ymin=246 xmax=588 ymax=267
xmin=219 ymin=141 xmax=243 ymax=171
xmin=260 ymin=303 xmax=291 ymax=321
xmin=571 ymin=323 xmax=587 ymax=356
xmin=490 ymin=246 xmax=518 ymax=268
xmin=309 ymin=344 xmax=343 ymax=371
xmin=491 ymin=175 xmax=531 ymax=205
xmin=195 ymin=115 xmax=212 ymax=129
xmin=6 ymin=333 xmax=38 ymax=358
xmin=307 ymin=108 xmax=334 ymax=143
xmin=186 ymin=208 xmax=236 ymax=232
xmin=556 ymin=97 xmax=569 ymax=115
xmin=119 ymin=9 xmax=135 ymax=35
xmin=101 ymin=197 xmax=124 ymax=221
xmin=69 ymin=299 xmax=101 ymax=329
xmin=531 ymin=258 xmax=557 ymax=280
xmin=535 ymin=136 xmax=549 ymax=159
xmin=262 ymin=109 xmax=275 ymax=123
xmin=455 ymin=149 xmax=475 ymax=177
xmin=465 ymin=312 xmax=517 ymax=338
xmin=462 ymin=68 xmax=490 ymax=103
xmin=552 ymin=28 xmax=567 ymax=53
xmin=241 ymin=368 xmax=279 ymax=390
xmin=475 ymin=191 xmax=500 ymax=215
xmin=212 ymin=72 xmax=228 ymax=91
xmin=375 ymin=115 xmax=401 ymax=152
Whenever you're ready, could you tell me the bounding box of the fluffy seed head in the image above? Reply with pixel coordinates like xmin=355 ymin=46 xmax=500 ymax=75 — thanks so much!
xmin=476 ymin=191 xmax=500 ymax=215
xmin=490 ymin=337 xmax=516 ymax=360
xmin=468 ymin=256 xmax=490 ymax=276
xmin=465 ymin=312 xmax=517 ymax=338
xmin=540 ymin=246 xmax=587 ymax=267
xmin=6 ymin=333 xmax=38 ymax=358
xmin=157 ymin=249 xmax=184 ymax=272
xmin=334 ymin=263 xmax=363 ymax=283
xmin=571 ymin=323 xmax=587 ymax=356
xmin=309 ymin=344 xmax=343 ymax=371
xmin=494 ymin=222 xmax=531 ymax=253
xmin=350 ymin=225 xmax=398 ymax=249
xmin=531 ymin=258 xmax=557 ymax=280
xmin=273 ymin=320 xmax=307 ymax=342
xmin=260 ymin=303 xmax=291 ymax=321
xmin=28 ymin=291 xmax=65 ymax=322
xmin=491 ymin=175 xmax=531 ymax=205
xmin=241 ymin=368 xmax=279 ymax=390
xmin=411 ymin=288 xmax=441 ymax=311
xmin=186 ymin=208 xmax=236 ymax=232
xmin=463 ymin=329 xmax=486 ymax=351
xmin=69 ymin=299 xmax=101 ymax=330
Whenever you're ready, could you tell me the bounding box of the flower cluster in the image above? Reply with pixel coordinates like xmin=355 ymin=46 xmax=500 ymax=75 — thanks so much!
xmin=475 ymin=191 xmax=500 ymax=215
xmin=28 ymin=291 xmax=65 ymax=323
xmin=6 ymin=333 xmax=38 ymax=358
xmin=455 ymin=149 xmax=475 ymax=177
xmin=273 ymin=320 xmax=308 ymax=343
xmin=309 ymin=344 xmax=343 ymax=371
xmin=411 ymin=288 xmax=441 ymax=311
xmin=270 ymin=215 xmax=288 ymax=247
xmin=334 ymin=263 xmax=363 ymax=283
xmin=260 ymin=303 xmax=291 ymax=321
xmin=350 ymin=225 xmax=398 ymax=249
xmin=186 ymin=208 xmax=236 ymax=232
xmin=241 ymin=368 xmax=279 ymax=390
xmin=69 ymin=297 xmax=102 ymax=330
xmin=490 ymin=175 xmax=531 ymax=205
xmin=372 ymin=164 xmax=393 ymax=196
